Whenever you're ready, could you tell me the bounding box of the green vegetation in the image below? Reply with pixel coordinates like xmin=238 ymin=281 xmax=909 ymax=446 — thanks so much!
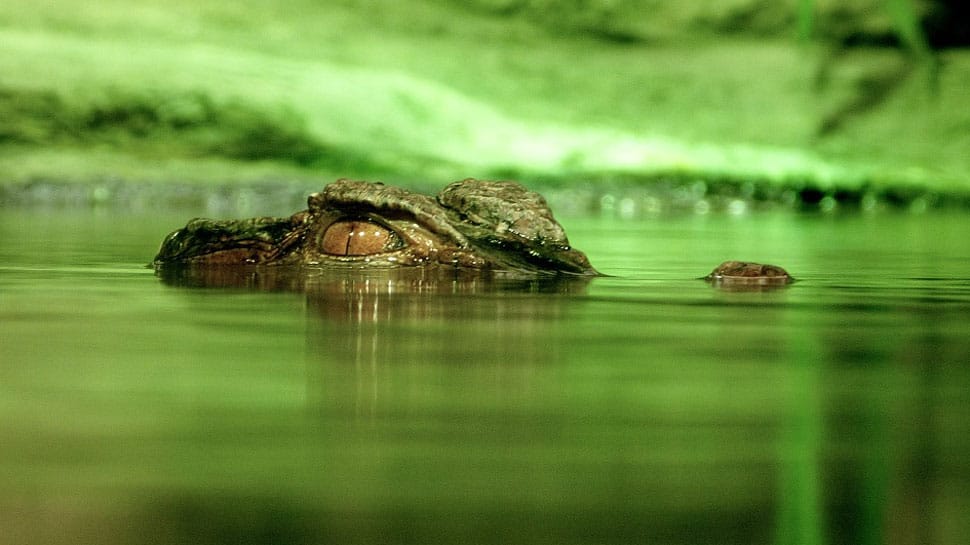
xmin=0 ymin=0 xmax=968 ymax=199
xmin=2 ymin=87 xmax=323 ymax=163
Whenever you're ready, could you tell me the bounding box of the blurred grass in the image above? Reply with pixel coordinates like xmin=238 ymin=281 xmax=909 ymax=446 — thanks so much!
xmin=1 ymin=87 xmax=325 ymax=163
xmin=0 ymin=0 xmax=968 ymax=195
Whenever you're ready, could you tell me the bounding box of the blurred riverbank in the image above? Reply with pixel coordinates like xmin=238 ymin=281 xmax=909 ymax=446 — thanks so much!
xmin=2 ymin=0 xmax=968 ymax=204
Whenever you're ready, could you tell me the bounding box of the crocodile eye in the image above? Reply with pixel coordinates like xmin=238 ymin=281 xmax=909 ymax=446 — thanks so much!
xmin=320 ymin=219 xmax=404 ymax=256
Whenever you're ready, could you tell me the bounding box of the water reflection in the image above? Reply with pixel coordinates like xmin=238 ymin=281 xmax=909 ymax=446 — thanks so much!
xmin=144 ymin=263 xmax=970 ymax=545
xmin=156 ymin=265 xmax=591 ymax=297
xmin=6 ymin=208 xmax=970 ymax=545
xmin=157 ymin=266 xmax=590 ymax=419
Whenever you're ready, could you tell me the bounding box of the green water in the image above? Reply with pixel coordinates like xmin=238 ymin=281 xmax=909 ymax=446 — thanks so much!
xmin=1 ymin=207 xmax=969 ymax=545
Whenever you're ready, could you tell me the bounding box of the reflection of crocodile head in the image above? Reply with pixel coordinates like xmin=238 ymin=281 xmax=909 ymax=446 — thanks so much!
xmin=153 ymin=178 xmax=599 ymax=276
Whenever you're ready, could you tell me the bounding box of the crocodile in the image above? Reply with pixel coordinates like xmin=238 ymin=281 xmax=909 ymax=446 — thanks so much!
xmin=154 ymin=178 xmax=792 ymax=285
xmin=153 ymin=178 xmax=599 ymax=276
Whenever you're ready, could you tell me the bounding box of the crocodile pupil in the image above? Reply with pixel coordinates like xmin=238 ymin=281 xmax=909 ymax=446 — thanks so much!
xmin=321 ymin=220 xmax=398 ymax=256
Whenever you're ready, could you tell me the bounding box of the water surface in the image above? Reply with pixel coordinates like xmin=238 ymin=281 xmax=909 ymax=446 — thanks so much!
xmin=1 ymin=207 xmax=968 ymax=545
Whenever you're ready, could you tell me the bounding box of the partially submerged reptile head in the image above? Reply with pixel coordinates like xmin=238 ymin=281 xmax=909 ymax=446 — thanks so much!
xmin=153 ymin=178 xmax=599 ymax=276
xmin=704 ymin=260 xmax=794 ymax=287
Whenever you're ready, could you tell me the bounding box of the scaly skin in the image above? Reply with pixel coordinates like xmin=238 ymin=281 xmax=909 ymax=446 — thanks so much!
xmin=155 ymin=179 xmax=794 ymax=284
xmin=153 ymin=178 xmax=599 ymax=276
xmin=704 ymin=260 xmax=793 ymax=286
